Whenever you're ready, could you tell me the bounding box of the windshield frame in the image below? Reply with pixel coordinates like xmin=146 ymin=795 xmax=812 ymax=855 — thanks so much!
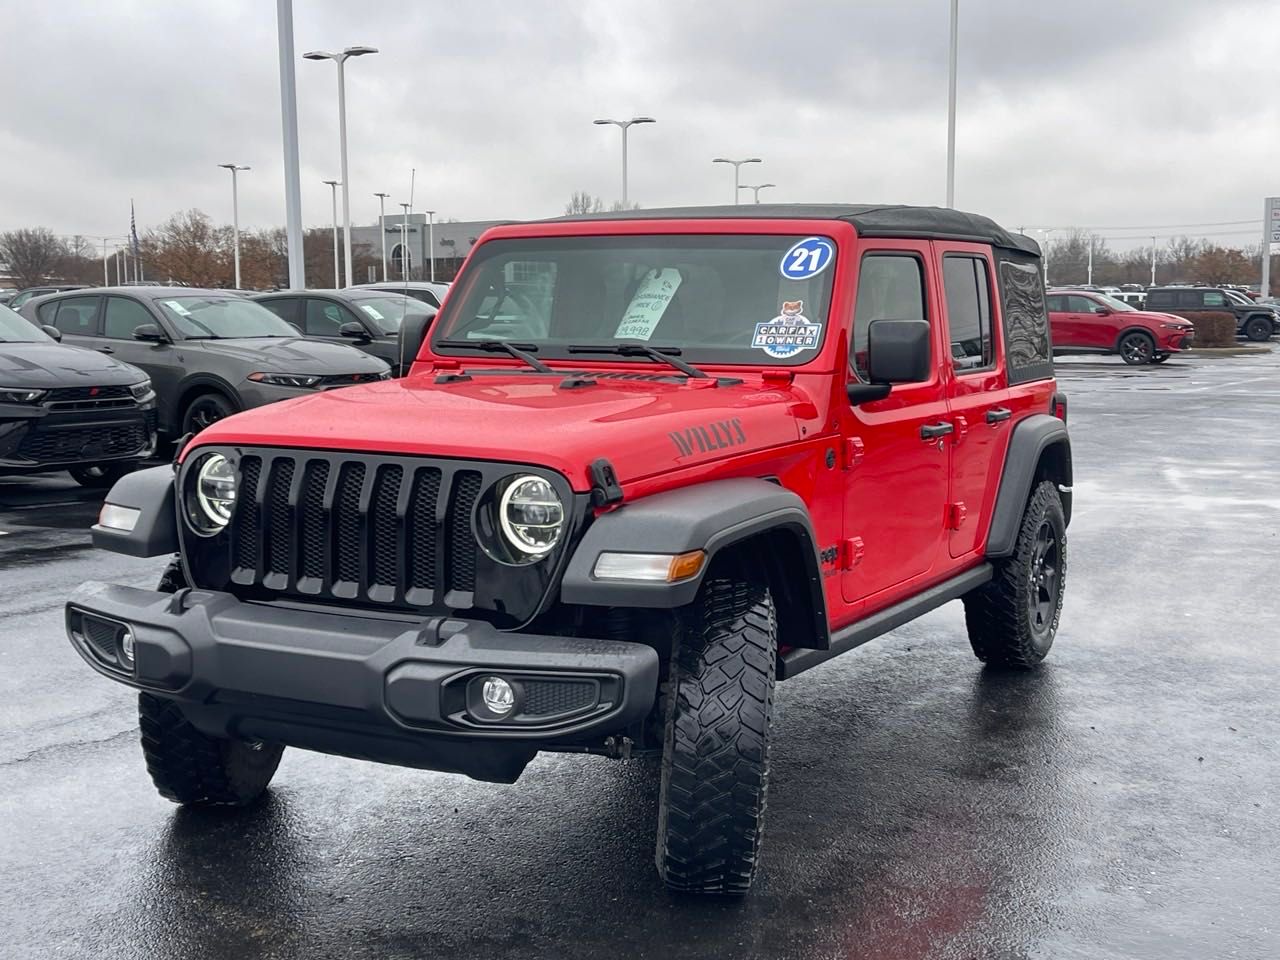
xmin=429 ymin=233 xmax=839 ymax=368
xmin=151 ymin=295 xmax=300 ymax=340
xmin=0 ymin=304 xmax=52 ymax=343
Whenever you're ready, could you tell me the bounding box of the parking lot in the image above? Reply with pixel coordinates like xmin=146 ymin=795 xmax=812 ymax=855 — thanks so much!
xmin=1 ymin=348 xmax=1277 ymax=960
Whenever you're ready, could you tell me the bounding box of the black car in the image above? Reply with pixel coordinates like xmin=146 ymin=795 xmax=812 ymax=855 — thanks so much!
xmin=252 ymin=289 xmax=437 ymax=377
xmin=20 ymin=287 xmax=390 ymax=437
xmin=1145 ymin=286 xmax=1278 ymax=341
xmin=0 ymin=304 xmax=156 ymax=487
xmin=8 ymin=284 xmax=90 ymax=310
xmin=351 ymin=280 xmax=451 ymax=308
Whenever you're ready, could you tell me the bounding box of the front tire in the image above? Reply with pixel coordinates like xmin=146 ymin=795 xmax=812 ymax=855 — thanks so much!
xmin=963 ymin=480 xmax=1066 ymax=669
xmin=138 ymin=693 xmax=284 ymax=807
xmin=655 ymin=578 xmax=777 ymax=895
xmin=1244 ymin=316 xmax=1273 ymax=342
xmin=1118 ymin=331 xmax=1156 ymax=365
xmin=182 ymin=392 xmax=237 ymax=436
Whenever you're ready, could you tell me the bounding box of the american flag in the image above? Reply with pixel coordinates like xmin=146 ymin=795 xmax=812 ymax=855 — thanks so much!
xmin=130 ymin=200 xmax=140 ymax=259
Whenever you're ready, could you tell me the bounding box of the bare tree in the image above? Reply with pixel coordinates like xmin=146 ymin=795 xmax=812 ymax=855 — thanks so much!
xmin=0 ymin=227 xmax=67 ymax=288
xmin=564 ymin=191 xmax=604 ymax=216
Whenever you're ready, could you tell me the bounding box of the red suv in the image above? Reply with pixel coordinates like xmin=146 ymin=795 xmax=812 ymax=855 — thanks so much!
xmin=1047 ymin=289 xmax=1194 ymax=365
xmin=67 ymin=204 xmax=1072 ymax=895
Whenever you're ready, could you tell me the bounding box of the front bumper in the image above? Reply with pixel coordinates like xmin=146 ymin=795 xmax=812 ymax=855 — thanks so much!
xmin=0 ymin=404 xmax=156 ymax=471
xmin=66 ymin=582 xmax=659 ymax=782
xmin=1161 ymin=330 xmax=1195 ymax=351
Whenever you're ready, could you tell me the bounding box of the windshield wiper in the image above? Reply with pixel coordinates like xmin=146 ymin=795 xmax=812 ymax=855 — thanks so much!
xmin=436 ymin=339 xmax=551 ymax=374
xmin=567 ymin=343 xmax=709 ymax=379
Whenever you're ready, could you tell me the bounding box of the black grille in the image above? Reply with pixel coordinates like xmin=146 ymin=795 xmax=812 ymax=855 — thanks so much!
xmin=218 ymin=450 xmax=550 ymax=615
xmin=45 ymin=385 xmax=132 ymax=402
xmin=522 ymin=680 xmax=597 ymax=717
xmin=15 ymin=421 xmax=149 ymax=463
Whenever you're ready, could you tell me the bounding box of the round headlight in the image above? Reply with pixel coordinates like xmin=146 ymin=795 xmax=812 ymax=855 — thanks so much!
xmin=498 ymin=475 xmax=563 ymax=557
xmin=188 ymin=453 xmax=238 ymax=534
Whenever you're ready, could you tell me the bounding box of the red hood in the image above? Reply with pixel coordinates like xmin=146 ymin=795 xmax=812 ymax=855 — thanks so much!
xmin=1128 ymin=310 xmax=1193 ymax=326
xmin=189 ymin=370 xmax=822 ymax=492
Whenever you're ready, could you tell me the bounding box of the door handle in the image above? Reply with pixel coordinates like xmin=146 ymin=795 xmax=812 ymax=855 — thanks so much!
xmin=920 ymin=422 xmax=955 ymax=440
xmin=985 ymin=406 xmax=1012 ymax=424
xmin=97 ymin=346 xmax=114 ymax=354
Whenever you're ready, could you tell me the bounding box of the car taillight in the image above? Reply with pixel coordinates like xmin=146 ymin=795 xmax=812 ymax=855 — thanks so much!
xmin=1052 ymin=392 xmax=1068 ymax=422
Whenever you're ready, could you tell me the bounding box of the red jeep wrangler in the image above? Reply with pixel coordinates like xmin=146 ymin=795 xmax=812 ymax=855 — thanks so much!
xmin=68 ymin=205 xmax=1072 ymax=895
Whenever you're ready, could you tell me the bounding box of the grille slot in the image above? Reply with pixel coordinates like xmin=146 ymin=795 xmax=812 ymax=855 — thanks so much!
xmin=333 ymin=462 xmax=366 ymax=591
xmin=407 ymin=468 xmax=442 ymax=596
xmin=369 ymin=465 xmax=403 ymax=598
xmin=447 ymin=472 xmax=482 ymax=595
xmin=298 ymin=460 xmax=330 ymax=585
xmin=233 ymin=456 xmax=262 ymax=571
xmin=264 ymin=458 xmax=295 ymax=582
xmin=15 ymin=421 xmax=148 ymax=463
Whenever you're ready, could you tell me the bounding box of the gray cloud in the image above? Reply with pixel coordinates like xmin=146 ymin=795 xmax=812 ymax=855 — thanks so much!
xmin=1 ymin=0 xmax=1276 ymax=252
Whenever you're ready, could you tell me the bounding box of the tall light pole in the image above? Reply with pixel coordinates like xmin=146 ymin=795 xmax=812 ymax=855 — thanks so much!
xmin=1151 ymin=236 xmax=1158 ymax=287
xmin=424 ymin=210 xmax=436 ymax=281
xmin=593 ymin=117 xmax=656 ymax=208
xmin=276 ymin=0 xmax=305 ymax=288
xmin=400 ymin=202 xmax=411 ymax=280
xmin=323 ymin=179 xmax=341 ymax=287
xmin=713 ymin=157 xmax=762 ymax=205
xmin=374 ymin=191 xmax=391 ymax=281
xmin=946 ymin=0 xmax=959 ymax=207
xmin=739 ymin=183 xmax=776 ymax=204
xmin=101 ymin=237 xmax=111 ymax=286
xmin=219 ymin=163 xmax=250 ymax=289
xmin=304 ymin=45 xmax=379 ymax=288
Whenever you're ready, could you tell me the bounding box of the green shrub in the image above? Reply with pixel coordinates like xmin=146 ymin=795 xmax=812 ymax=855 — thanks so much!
xmin=1167 ymin=311 xmax=1236 ymax=347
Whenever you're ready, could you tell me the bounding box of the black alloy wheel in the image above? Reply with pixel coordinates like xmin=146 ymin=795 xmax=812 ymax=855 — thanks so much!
xmin=1118 ymin=331 xmax=1156 ymax=365
xmin=182 ymin=393 xmax=236 ymax=435
xmin=1027 ymin=520 xmax=1061 ymax=643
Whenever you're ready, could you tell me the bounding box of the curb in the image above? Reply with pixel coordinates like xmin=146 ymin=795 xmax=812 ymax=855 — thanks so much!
xmin=1184 ymin=346 xmax=1274 ymax=357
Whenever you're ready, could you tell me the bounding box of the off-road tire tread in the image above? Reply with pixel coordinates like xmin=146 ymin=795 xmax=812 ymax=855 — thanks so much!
xmin=964 ymin=480 xmax=1066 ymax=669
xmin=655 ymin=578 xmax=776 ymax=895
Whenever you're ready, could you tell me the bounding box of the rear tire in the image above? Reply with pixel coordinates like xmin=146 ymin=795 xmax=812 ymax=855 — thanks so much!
xmin=1118 ymin=331 xmax=1156 ymax=365
xmin=1244 ymin=316 xmax=1273 ymax=342
xmin=963 ymin=480 xmax=1066 ymax=669
xmin=68 ymin=462 xmax=135 ymax=488
xmin=655 ymin=578 xmax=777 ymax=895
xmin=138 ymin=693 xmax=283 ymax=807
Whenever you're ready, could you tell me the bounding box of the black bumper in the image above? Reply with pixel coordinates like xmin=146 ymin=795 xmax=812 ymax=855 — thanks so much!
xmin=66 ymin=582 xmax=659 ymax=783
xmin=0 ymin=406 xmax=155 ymax=471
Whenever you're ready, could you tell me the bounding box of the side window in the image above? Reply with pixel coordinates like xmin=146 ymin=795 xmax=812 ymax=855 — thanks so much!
xmin=260 ymin=297 xmax=301 ymax=328
xmin=1176 ymin=290 xmax=1202 ymax=308
xmin=304 ymin=299 xmax=350 ymax=337
xmin=941 ymin=255 xmax=993 ymax=371
xmin=103 ymin=297 xmax=154 ymax=339
xmin=1045 ymin=294 xmax=1066 ymax=312
xmin=1202 ymin=291 xmax=1227 ymax=307
xmin=1147 ymin=290 xmax=1173 ymax=308
xmin=851 ymin=254 xmax=926 ymax=380
xmin=53 ymin=296 xmax=101 ymax=336
xmin=996 ymin=255 xmax=1053 ymax=385
xmin=1067 ymin=295 xmax=1098 ymax=313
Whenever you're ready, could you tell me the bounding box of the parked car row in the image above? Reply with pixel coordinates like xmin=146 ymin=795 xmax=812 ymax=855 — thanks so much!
xmin=2 ymin=286 xmax=418 ymax=486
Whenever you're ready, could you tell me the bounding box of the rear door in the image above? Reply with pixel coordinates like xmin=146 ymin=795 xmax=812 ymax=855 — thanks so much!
xmin=840 ymin=242 xmax=951 ymax=609
xmin=936 ymin=243 xmax=1010 ymax=559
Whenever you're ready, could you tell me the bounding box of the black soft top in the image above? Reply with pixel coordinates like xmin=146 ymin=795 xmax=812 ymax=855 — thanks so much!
xmin=546 ymin=203 xmax=1040 ymax=257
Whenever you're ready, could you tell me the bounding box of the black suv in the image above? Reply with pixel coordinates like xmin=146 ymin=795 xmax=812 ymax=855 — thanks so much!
xmin=1145 ymin=286 xmax=1278 ymax=341
xmin=21 ymin=287 xmax=391 ymax=436
xmin=0 ymin=305 xmax=156 ymax=487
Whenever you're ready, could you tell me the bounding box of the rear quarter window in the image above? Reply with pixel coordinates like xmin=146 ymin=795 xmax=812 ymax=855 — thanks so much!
xmin=996 ymin=254 xmax=1053 ymax=384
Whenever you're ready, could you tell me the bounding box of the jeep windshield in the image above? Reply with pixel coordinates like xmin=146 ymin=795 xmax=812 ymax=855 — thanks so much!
xmin=154 ymin=296 xmax=299 ymax=340
xmin=431 ymin=235 xmax=836 ymax=366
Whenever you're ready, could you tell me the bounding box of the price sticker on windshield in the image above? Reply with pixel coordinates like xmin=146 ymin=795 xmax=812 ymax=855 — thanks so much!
xmin=779 ymin=237 xmax=835 ymax=280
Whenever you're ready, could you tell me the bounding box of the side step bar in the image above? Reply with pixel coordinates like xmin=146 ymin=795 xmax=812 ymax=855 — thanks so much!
xmin=778 ymin=563 xmax=993 ymax=680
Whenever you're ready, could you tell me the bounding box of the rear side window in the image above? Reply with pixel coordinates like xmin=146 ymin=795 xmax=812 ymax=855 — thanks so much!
xmin=851 ymin=254 xmax=926 ymax=380
xmin=53 ymin=296 xmax=100 ymax=336
xmin=103 ymin=297 xmax=153 ymax=339
xmin=1176 ymin=290 xmax=1203 ymax=308
xmin=942 ymin=255 xmax=993 ymax=371
xmin=1202 ymin=291 xmax=1227 ymax=307
xmin=995 ymin=254 xmax=1052 ymax=384
xmin=1146 ymin=290 xmax=1174 ymax=308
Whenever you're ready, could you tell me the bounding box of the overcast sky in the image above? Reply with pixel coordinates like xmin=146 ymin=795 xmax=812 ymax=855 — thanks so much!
xmin=2 ymin=0 xmax=1277 ymax=250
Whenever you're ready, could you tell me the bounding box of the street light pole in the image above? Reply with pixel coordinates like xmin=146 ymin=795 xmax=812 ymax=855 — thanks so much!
xmin=713 ymin=157 xmax=762 ymax=204
xmin=219 ymin=163 xmax=250 ymax=289
xmin=374 ymin=192 xmax=390 ymax=281
xmin=425 ymin=210 xmax=436 ymax=281
xmin=101 ymin=237 xmax=110 ymax=286
xmin=400 ymin=202 xmax=411 ymax=280
xmin=1151 ymin=236 xmax=1157 ymax=287
xmin=276 ymin=0 xmax=305 ymax=288
xmin=323 ymin=180 xmax=341 ymax=287
xmin=739 ymin=183 xmax=776 ymax=204
xmin=305 ymin=45 xmax=379 ymax=288
xmin=592 ymin=117 xmax=656 ymax=207
xmin=946 ymin=0 xmax=959 ymax=207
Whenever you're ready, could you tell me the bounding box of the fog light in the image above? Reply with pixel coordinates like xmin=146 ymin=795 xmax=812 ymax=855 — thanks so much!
xmin=118 ymin=628 xmax=135 ymax=667
xmin=481 ymin=676 xmax=515 ymax=716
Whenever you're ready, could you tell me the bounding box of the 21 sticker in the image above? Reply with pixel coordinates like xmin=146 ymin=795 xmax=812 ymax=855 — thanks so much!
xmin=779 ymin=237 xmax=835 ymax=280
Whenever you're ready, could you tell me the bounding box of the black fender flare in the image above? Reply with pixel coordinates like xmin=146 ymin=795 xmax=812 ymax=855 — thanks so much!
xmin=986 ymin=414 xmax=1072 ymax=558
xmin=561 ymin=477 xmax=829 ymax=646
xmin=91 ymin=464 xmax=179 ymax=558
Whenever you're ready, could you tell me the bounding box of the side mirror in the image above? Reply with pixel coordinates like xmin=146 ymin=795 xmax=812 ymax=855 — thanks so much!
xmin=339 ymin=320 xmax=371 ymax=343
xmin=396 ymin=310 xmax=435 ymax=375
xmin=133 ymin=324 xmax=166 ymax=343
xmin=1093 ymin=307 xmax=1111 ymax=316
xmin=41 ymin=324 xmax=62 ymax=342
xmin=866 ymin=319 xmax=931 ymax=384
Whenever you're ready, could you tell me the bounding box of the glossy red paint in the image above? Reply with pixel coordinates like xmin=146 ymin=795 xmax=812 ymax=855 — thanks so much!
xmin=187 ymin=214 xmax=1060 ymax=634
xmin=1047 ymin=290 xmax=1194 ymax=357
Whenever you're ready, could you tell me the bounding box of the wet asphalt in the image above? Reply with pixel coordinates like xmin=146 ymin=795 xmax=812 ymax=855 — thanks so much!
xmin=1 ymin=349 xmax=1278 ymax=960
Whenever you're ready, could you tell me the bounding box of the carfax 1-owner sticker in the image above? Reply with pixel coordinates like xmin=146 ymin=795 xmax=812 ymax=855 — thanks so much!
xmin=752 ymin=301 xmax=822 ymax=359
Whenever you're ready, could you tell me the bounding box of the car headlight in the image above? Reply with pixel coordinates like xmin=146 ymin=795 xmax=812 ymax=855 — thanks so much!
xmin=1160 ymin=322 xmax=1188 ymax=330
xmin=184 ymin=452 xmax=238 ymax=535
xmin=128 ymin=379 xmax=154 ymax=401
xmin=0 ymin=387 xmax=46 ymax=403
xmin=476 ymin=474 xmax=565 ymax=564
xmin=247 ymin=372 xmax=323 ymax=388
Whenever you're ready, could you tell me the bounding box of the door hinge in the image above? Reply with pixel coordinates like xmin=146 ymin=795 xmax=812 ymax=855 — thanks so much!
xmin=841 ymin=536 xmax=865 ymax=569
xmin=946 ymin=502 xmax=968 ymax=530
xmin=842 ymin=436 xmax=865 ymax=470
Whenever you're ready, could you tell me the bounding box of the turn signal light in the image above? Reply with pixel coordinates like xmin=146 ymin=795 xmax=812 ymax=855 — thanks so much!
xmin=593 ymin=550 xmax=706 ymax=583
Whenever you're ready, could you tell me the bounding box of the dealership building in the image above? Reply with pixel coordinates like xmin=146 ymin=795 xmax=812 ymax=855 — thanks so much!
xmin=349 ymin=215 xmax=508 ymax=282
